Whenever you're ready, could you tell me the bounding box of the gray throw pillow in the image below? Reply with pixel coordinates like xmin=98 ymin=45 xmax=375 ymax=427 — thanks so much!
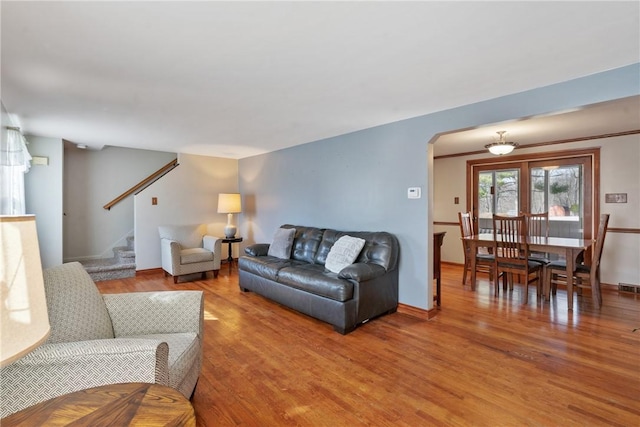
xmin=268 ymin=227 xmax=296 ymax=259
xmin=325 ymin=235 xmax=366 ymax=273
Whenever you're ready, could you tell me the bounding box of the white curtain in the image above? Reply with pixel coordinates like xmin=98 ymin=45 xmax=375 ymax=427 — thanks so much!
xmin=0 ymin=129 xmax=32 ymax=215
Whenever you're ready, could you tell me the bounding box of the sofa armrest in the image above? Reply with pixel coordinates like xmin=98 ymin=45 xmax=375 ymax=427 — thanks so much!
xmin=104 ymin=291 xmax=204 ymax=337
xmin=339 ymin=263 xmax=386 ymax=282
xmin=245 ymin=243 xmax=270 ymax=256
xmin=0 ymin=339 xmax=169 ymax=418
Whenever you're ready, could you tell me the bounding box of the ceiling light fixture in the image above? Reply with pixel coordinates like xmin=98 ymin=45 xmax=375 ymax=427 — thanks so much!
xmin=485 ymin=131 xmax=518 ymax=155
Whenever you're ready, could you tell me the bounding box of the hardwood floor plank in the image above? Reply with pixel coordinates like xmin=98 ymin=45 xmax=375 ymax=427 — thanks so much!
xmin=96 ymin=264 xmax=640 ymax=426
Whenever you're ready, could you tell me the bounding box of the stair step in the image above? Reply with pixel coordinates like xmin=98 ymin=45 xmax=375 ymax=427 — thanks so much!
xmin=79 ymin=235 xmax=136 ymax=282
xmin=81 ymin=259 xmax=136 ymax=282
xmin=114 ymin=246 xmax=135 ymax=260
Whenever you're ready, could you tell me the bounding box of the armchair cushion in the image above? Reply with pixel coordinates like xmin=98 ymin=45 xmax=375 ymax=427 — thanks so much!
xmin=43 ymin=262 xmax=114 ymax=343
xmin=158 ymin=224 xmax=205 ymax=249
xmin=181 ymin=247 xmax=214 ymax=264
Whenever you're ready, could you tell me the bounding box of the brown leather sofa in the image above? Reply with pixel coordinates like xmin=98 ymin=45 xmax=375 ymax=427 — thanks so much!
xmin=238 ymin=225 xmax=399 ymax=334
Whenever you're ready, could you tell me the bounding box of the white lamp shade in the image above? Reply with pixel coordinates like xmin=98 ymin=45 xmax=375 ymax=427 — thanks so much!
xmin=487 ymin=143 xmax=516 ymax=155
xmin=0 ymin=215 xmax=50 ymax=367
xmin=217 ymin=193 xmax=242 ymax=214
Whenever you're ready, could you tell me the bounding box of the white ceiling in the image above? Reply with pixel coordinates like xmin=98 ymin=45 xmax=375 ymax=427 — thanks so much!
xmin=2 ymin=1 xmax=639 ymax=159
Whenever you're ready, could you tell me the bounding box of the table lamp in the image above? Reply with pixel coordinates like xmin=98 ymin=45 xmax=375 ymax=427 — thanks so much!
xmin=1 ymin=215 xmax=50 ymax=367
xmin=217 ymin=193 xmax=242 ymax=238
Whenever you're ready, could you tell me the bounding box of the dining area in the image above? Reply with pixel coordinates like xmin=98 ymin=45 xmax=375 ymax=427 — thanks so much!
xmin=458 ymin=211 xmax=610 ymax=311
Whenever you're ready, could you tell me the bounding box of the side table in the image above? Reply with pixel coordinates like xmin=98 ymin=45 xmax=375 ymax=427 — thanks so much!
xmin=1 ymin=382 xmax=196 ymax=426
xmin=222 ymin=236 xmax=243 ymax=272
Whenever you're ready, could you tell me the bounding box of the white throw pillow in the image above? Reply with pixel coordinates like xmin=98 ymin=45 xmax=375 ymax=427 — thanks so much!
xmin=268 ymin=227 xmax=296 ymax=259
xmin=325 ymin=235 xmax=366 ymax=274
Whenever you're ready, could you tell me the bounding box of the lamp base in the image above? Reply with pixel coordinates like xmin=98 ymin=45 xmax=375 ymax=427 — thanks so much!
xmin=224 ymin=225 xmax=237 ymax=238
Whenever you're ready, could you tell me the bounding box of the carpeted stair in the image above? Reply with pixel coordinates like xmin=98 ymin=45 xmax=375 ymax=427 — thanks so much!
xmin=81 ymin=236 xmax=136 ymax=282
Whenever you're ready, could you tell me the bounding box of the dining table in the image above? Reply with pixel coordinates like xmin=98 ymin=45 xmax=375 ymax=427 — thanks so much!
xmin=464 ymin=233 xmax=593 ymax=310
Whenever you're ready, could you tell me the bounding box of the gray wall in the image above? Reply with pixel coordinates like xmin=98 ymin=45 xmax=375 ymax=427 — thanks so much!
xmin=64 ymin=145 xmax=176 ymax=261
xmin=24 ymin=136 xmax=64 ymax=268
xmin=238 ymin=63 xmax=640 ymax=310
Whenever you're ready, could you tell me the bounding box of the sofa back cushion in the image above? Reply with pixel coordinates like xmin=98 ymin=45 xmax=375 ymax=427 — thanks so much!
xmin=316 ymin=229 xmax=399 ymax=272
xmin=281 ymin=225 xmax=324 ymax=264
xmin=353 ymin=231 xmax=399 ymax=271
xmin=43 ymin=262 xmax=115 ymax=343
xmin=280 ymin=225 xmax=399 ymax=272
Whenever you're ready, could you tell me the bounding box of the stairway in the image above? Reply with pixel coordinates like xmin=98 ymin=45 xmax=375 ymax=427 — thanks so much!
xmin=80 ymin=236 xmax=136 ymax=282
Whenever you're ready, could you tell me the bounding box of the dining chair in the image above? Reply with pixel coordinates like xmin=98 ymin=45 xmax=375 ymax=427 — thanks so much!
xmin=458 ymin=211 xmax=499 ymax=287
xmin=492 ymin=214 xmax=543 ymax=301
xmin=522 ymin=212 xmax=551 ymax=281
xmin=545 ymin=214 xmax=610 ymax=307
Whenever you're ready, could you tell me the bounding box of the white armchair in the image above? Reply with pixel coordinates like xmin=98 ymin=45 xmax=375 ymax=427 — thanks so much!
xmin=0 ymin=262 xmax=204 ymax=418
xmin=159 ymin=224 xmax=222 ymax=283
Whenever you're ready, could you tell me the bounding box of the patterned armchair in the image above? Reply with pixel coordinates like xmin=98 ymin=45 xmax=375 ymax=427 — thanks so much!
xmin=0 ymin=262 xmax=204 ymax=418
xmin=159 ymin=224 xmax=222 ymax=283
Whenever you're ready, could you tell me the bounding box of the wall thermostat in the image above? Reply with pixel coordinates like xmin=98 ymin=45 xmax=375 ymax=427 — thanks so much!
xmin=408 ymin=187 xmax=421 ymax=199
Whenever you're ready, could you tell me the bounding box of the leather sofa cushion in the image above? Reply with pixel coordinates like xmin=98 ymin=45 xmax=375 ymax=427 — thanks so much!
xmin=282 ymin=225 xmax=324 ymax=264
xmin=314 ymin=229 xmax=398 ymax=272
xmin=180 ymin=248 xmax=213 ymax=264
xmin=238 ymin=256 xmax=306 ymax=281
xmin=277 ymin=264 xmax=354 ymax=302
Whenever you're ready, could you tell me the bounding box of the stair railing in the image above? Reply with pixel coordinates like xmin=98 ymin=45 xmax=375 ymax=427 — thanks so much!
xmin=103 ymin=159 xmax=179 ymax=210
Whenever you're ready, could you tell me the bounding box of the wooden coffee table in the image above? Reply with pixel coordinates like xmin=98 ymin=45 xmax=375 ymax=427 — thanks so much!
xmin=1 ymin=382 xmax=196 ymax=426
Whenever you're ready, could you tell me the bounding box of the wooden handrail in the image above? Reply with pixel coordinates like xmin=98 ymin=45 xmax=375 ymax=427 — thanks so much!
xmin=103 ymin=159 xmax=179 ymax=210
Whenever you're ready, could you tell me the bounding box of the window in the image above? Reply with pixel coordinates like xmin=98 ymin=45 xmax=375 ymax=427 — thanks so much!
xmin=469 ymin=148 xmax=597 ymax=240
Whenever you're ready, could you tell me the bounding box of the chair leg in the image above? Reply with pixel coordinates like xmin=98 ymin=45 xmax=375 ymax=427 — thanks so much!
xmin=213 ymin=269 xmax=219 ymax=279
xmin=462 ymin=262 xmax=468 ymax=286
xmin=593 ymin=277 xmax=602 ymax=308
xmin=173 ymin=276 xmax=178 ymax=284
xmin=544 ymin=267 xmax=551 ymax=300
xmin=201 ymin=272 xmax=207 ymax=279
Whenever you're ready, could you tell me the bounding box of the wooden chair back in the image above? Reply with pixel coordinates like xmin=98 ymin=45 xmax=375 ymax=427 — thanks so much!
xmin=522 ymin=212 xmax=549 ymax=238
xmin=588 ymin=214 xmax=610 ymax=276
xmin=458 ymin=211 xmax=474 ymax=239
xmin=492 ymin=214 xmax=529 ymax=265
xmin=458 ymin=211 xmax=473 ymax=264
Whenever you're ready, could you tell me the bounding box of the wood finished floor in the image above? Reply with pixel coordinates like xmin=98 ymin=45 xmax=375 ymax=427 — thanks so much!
xmin=96 ymin=264 xmax=640 ymax=427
